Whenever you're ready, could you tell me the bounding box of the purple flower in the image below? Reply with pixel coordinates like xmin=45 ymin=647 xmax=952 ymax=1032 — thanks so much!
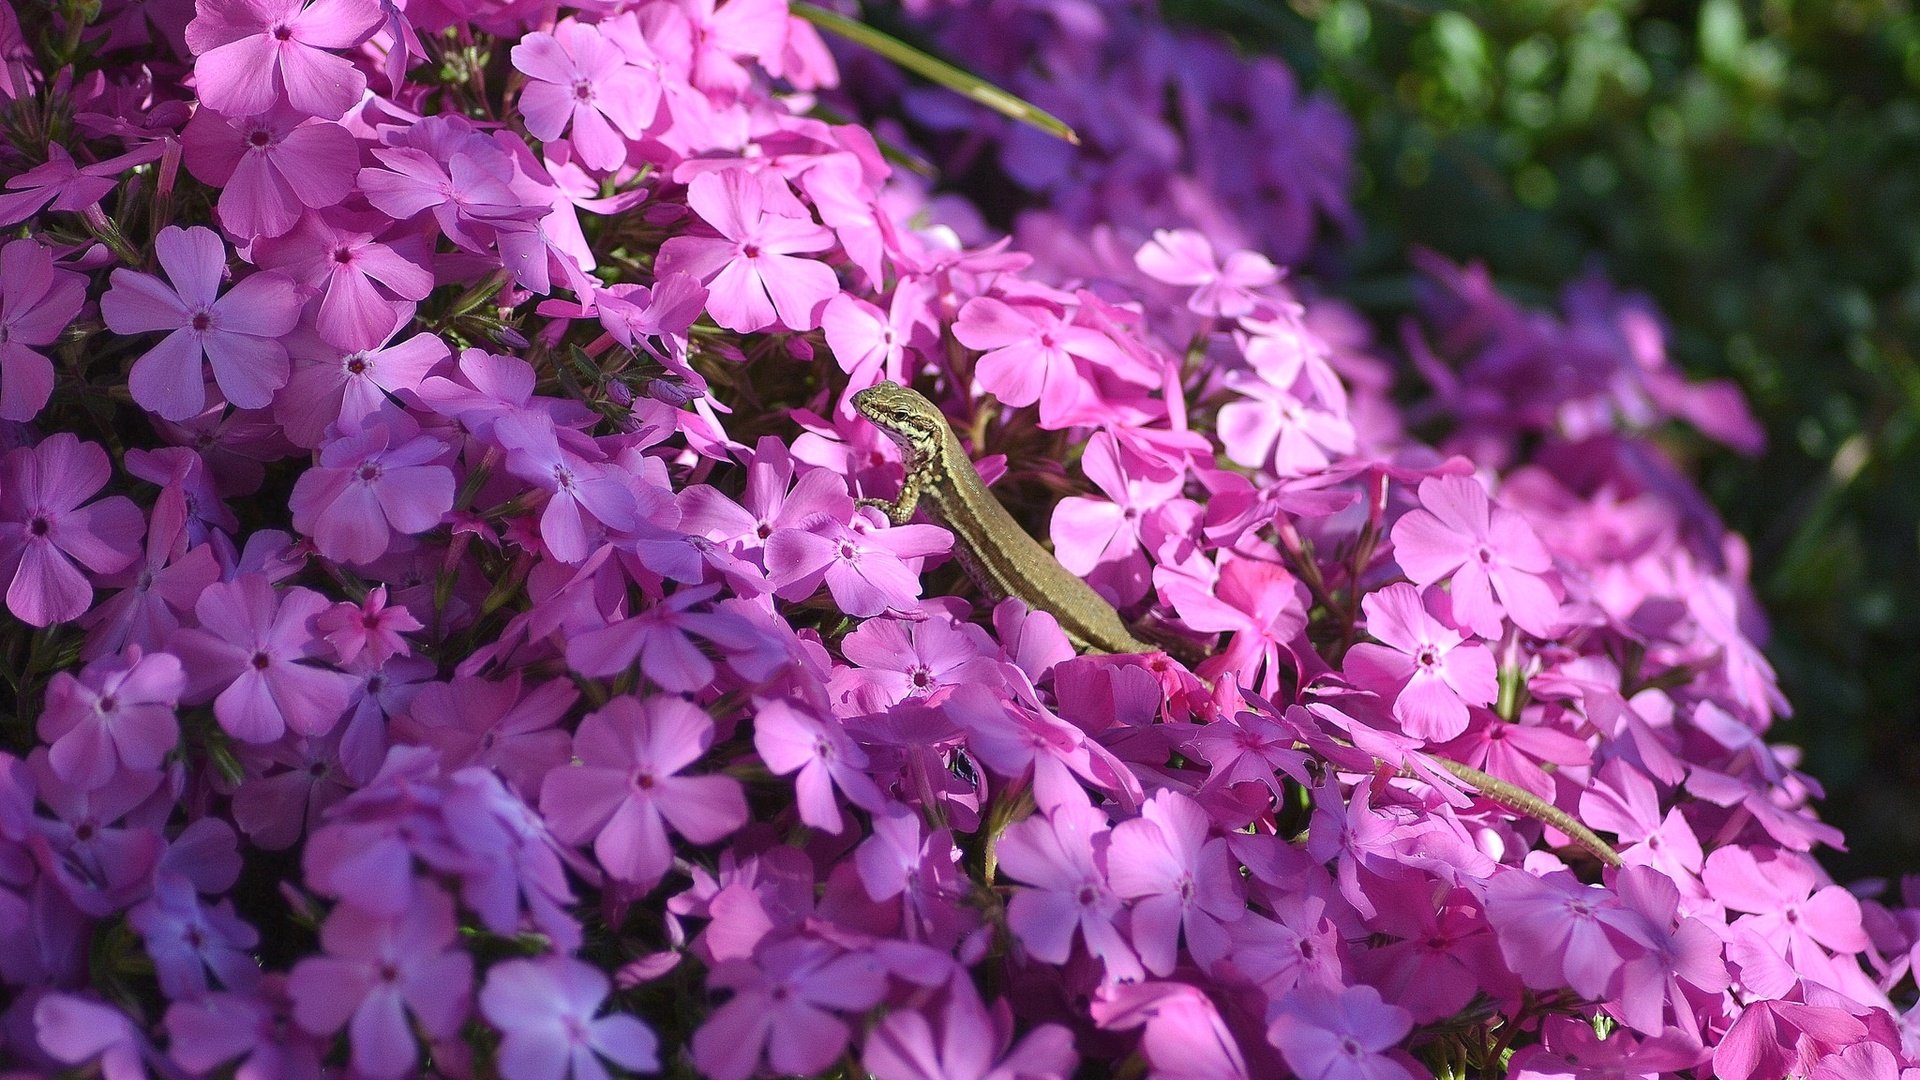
xmin=538 ymin=696 xmax=747 ymax=887
xmin=655 ymin=169 xmax=839 ymax=333
xmin=185 ymin=0 xmax=383 ymax=119
xmin=99 ymin=225 xmax=300 ymax=420
xmin=1106 ymin=790 xmax=1244 ymax=974
xmin=0 ymin=238 xmax=85 ymax=421
xmin=274 ymin=324 xmax=449 ymax=449
xmin=1343 ymin=583 xmax=1498 ymax=742
xmin=172 ymin=574 xmax=358 ymax=743
xmin=1267 ymin=985 xmax=1422 ymax=1080
xmin=512 ymin=18 xmax=660 ymax=173
xmin=289 ymin=412 xmax=455 ymax=565
xmin=752 ymin=697 xmax=890 ymax=834
xmin=864 ymin=970 xmax=1077 ymax=1080
xmin=492 ymin=409 xmax=638 ymax=563
xmin=179 ymin=105 xmax=359 ymax=239
xmin=997 ymin=792 xmax=1143 ymax=984
xmin=690 ymin=938 xmax=887 ymax=1080
xmin=0 ymin=433 xmax=144 ymax=626
xmin=37 ymin=646 xmax=184 ymax=789
xmin=1390 ymin=474 xmax=1561 ymax=638
xmin=479 ymin=955 xmax=660 ymax=1080
xmin=257 ymin=214 xmax=438 ymax=355
xmin=128 ymin=876 xmax=261 ymax=998
xmin=287 ymin=885 xmax=473 ymax=1080
xmin=766 ymin=508 xmax=952 ymax=618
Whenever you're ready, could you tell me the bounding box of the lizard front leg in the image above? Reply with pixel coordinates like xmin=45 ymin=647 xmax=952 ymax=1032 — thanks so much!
xmin=856 ymin=465 xmax=926 ymax=526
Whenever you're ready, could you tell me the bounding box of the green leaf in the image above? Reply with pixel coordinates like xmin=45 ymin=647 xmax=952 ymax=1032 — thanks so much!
xmin=792 ymin=2 xmax=1080 ymax=146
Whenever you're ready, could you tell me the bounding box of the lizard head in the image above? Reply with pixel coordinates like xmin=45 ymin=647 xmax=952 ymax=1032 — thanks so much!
xmin=851 ymin=382 xmax=948 ymax=456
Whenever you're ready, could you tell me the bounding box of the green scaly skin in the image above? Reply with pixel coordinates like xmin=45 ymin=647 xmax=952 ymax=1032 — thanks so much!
xmin=850 ymin=381 xmax=1621 ymax=868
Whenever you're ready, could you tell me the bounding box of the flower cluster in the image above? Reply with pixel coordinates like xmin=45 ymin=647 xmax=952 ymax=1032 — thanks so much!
xmin=0 ymin=0 xmax=1913 ymax=1076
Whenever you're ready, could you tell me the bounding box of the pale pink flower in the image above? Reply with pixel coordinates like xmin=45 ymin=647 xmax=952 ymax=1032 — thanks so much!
xmin=180 ymin=105 xmax=358 ymax=238
xmin=512 ymin=18 xmax=660 ymax=172
xmin=171 ymin=574 xmax=358 ymax=743
xmin=1390 ymin=474 xmax=1561 ymax=638
xmin=1133 ymin=228 xmax=1280 ymax=318
xmin=1343 ymin=583 xmax=1497 ymax=742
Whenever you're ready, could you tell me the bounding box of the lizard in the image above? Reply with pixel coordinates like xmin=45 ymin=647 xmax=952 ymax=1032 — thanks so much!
xmin=850 ymin=380 xmax=1621 ymax=868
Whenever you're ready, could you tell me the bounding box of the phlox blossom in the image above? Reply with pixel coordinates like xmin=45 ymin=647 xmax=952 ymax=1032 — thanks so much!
xmin=1343 ymin=583 xmax=1497 ymax=742
xmin=539 ymin=696 xmax=747 ymax=887
xmin=480 ymin=955 xmax=660 ymax=1080
xmin=99 ymin=225 xmax=300 ymax=421
xmin=1267 ymin=985 xmax=1423 ymax=1080
xmin=1390 ymin=474 xmax=1561 ymax=638
xmin=655 ymin=169 xmax=839 ymax=333
xmin=38 ymin=647 xmax=185 ymax=789
xmin=179 ymin=105 xmax=358 ymax=239
xmin=172 ymin=574 xmax=358 ymax=743
xmin=512 ymin=19 xmax=660 ymax=172
xmin=0 ymin=433 xmax=144 ymax=627
xmin=289 ymin=412 xmax=455 ymax=565
xmin=0 ymin=238 xmax=85 ymax=421
xmin=185 ymin=0 xmax=383 ymax=120
xmin=1133 ymin=228 xmax=1280 ymax=319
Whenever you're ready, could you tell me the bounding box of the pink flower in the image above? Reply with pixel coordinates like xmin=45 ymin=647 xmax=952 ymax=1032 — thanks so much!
xmin=37 ymin=647 xmax=184 ymax=789
xmin=0 ymin=433 xmax=144 ymax=626
xmin=255 ymin=212 xmax=437 ymax=354
xmin=289 ymin=412 xmax=455 ymax=564
xmin=834 ymin=614 xmax=998 ymax=712
xmin=766 ymin=510 xmax=952 ymax=618
xmin=1266 ymin=985 xmax=1422 ymax=1080
xmin=287 ymin=885 xmax=473 ymax=1080
xmin=690 ymin=938 xmax=887 ymax=1080
xmin=180 ymin=105 xmax=359 ymax=239
xmin=492 ymin=409 xmax=638 ymax=563
xmin=185 ymin=0 xmax=383 ymax=119
xmin=952 ymin=294 xmax=1122 ymax=424
xmin=1133 ymin=228 xmax=1280 ymax=319
xmin=864 ymin=970 xmax=1077 ymax=1080
xmin=1343 ymin=583 xmax=1497 ymax=742
xmin=752 ymin=698 xmax=890 ymax=834
xmin=315 ymin=585 xmax=421 ymax=667
xmin=0 ymin=238 xmax=85 ymax=421
xmin=538 ymin=696 xmax=747 ymax=887
xmin=1106 ymin=790 xmax=1244 ymax=974
xmin=1216 ymin=367 xmax=1357 ymax=477
xmin=655 ymin=169 xmax=839 ymax=333
xmin=33 ymin=994 xmax=153 ymax=1080
xmin=997 ymin=793 xmax=1143 ymax=983
xmin=99 ymin=225 xmax=300 ymax=420
xmin=171 ymin=574 xmax=358 ymax=743
xmin=1389 ymin=474 xmax=1561 ymax=638
xmin=479 ymin=955 xmax=660 ymax=1080
xmin=1049 ymin=430 xmax=1185 ymax=607
xmin=512 ymin=19 xmax=660 ymax=172
xmin=1164 ymin=552 xmax=1309 ymax=700
xmin=274 ymin=325 xmax=448 ymax=449
xmin=397 ymin=673 xmax=575 ymax=798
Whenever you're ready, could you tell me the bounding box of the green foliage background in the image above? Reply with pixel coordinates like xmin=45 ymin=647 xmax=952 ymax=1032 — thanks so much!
xmin=1172 ymin=0 xmax=1920 ymax=881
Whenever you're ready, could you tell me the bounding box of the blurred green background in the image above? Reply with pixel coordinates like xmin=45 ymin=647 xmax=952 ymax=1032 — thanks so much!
xmin=1170 ymin=0 xmax=1920 ymax=882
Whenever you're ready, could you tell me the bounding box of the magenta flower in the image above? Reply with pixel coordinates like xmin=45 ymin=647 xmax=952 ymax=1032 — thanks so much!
xmin=766 ymin=511 xmax=952 ymax=618
xmin=1216 ymin=368 xmax=1357 ymax=477
xmin=1106 ymin=790 xmax=1244 ymax=974
xmin=835 ymin=614 xmax=998 ymax=712
xmin=397 ymin=672 xmax=575 ymax=798
xmin=1343 ymin=583 xmax=1498 ymax=742
xmin=1048 ymin=429 xmax=1184 ymax=607
xmin=752 ymin=697 xmax=890 ymax=834
xmin=479 ymin=955 xmax=660 ymax=1080
xmin=0 ymin=238 xmax=85 ymax=421
xmin=180 ymin=105 xmax=359 ymax=239
xmin=538 ymin=695 xmax=747 ymax=887
xmin=655 ymin=169 xmax=839 ymax=333
xmin=953 ymin=294 xmax=1121 ymax=424
xmin=128 ymin=876 xmax=261 ymax=998
xmin=289 ymin=412 xmax=455 ymax=564
xmin=1267 ymin=985 xmax=1422 ymax=1080
xmin=1390 ymin=474 xmax=1561 ymax=638
xmin=256 ymin=214 xmax=437 ymax=354
xmin=185 ymin=0 xmax=383 ymax=119
xmin=492 ymin=409 xmax=638 ymax=563
xmin=512 ymin=19 xmax=660 ymax=173
xmin=864 ymin=970 xmax=1077 ymax=1080
xmin=997 ymin=793 xmax=1143 ymax=984
xmin=32 ymin=994 xmax=153 ymax=1080
xmin=171 ymin=574 xmax=358 ymax=743
xmin=0 ymin=433 xmax=144 ymax=626
xmin=0 ymin=143 xmax=161 ymax=225
xmin=99 ymin=225 xmax=300 ymax=420
xmin=287 ymin=885 xmax=473 ymax=1080
xmin=275 ymin=326 xmax=448 ymax=449
xmin=315 ymin=585 xmax=421 ymax=667
xmin=1133 ymin=228 xmax=1280 ymax=319
xmin=690 ymin=938 xmax=888 ymax=1080
xmin=38 ymin=647 xmax=184 ymax=789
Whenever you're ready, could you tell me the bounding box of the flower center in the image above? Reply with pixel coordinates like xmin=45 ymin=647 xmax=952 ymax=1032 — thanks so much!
xmin=271 ymin=23 xmax=292 ymax=40
xmin=248 ymin=128 xmax=272 ymax=149
xmin=27 ymin=516 xmax=49 ymax=537
xmin=573 ymin=80 xmax=594 ymax=102
xmin=251 ymin=652 xmax=271 ymax=670
xmin=190 ymin=310 xmax=213 ymax=333
xmin=358 ymin=462 xmax=382 ymax=483
xmin=344 ymin=353 xmax=370 ymax=375
xmin=332 ymin=246 xmax=355 ymax=265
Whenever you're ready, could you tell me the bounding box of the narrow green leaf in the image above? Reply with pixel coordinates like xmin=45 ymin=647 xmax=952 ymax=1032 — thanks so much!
xmin=792 ymin=2 xmax=1080 ymax=146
